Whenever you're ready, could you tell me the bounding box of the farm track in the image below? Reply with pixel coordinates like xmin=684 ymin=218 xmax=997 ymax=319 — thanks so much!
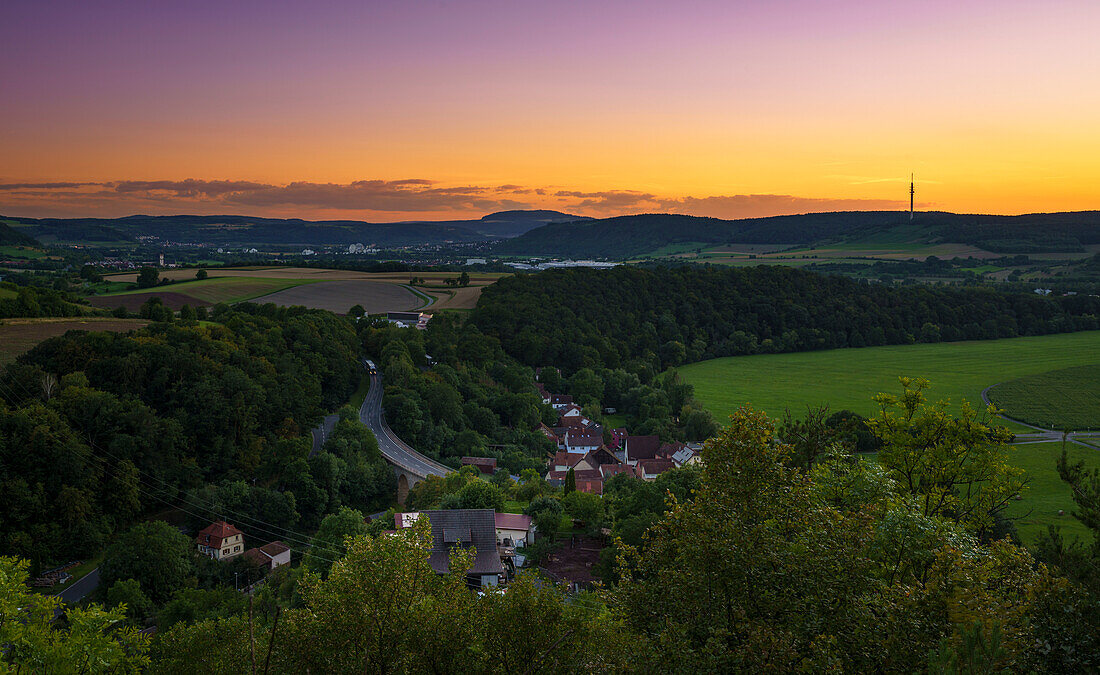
xmin=981 ymin=384 xmax=1100 ymax=449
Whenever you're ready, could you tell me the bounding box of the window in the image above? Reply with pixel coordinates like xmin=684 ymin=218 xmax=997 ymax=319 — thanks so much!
xmin=234 ymin=545 xmax=241 ymax=552
xmin=223 ymin=548 xmax=230 ymax=555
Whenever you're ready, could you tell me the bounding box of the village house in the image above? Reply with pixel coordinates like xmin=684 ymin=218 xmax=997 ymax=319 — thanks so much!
xmin=534 ymin=382 xmax=551 ymax=405
xmin=394 ymin=510 xmax=505 ymax=588
xmin=196 ymin=521 xmax=245 ymax=561
xmin=623 ymin=435 xmax=661 ymax=466
xmin=242 ymin=541 xmax=292 ymax=571
xmin=563 ymin=428 xmax=603 ymax=454
xmin=460 ymin=456 xmax=497 ymax=475
xmin=549 ymin=394 xmax=574 ymax=411
xmin=495 ymin=513 xmax=536 ymax=548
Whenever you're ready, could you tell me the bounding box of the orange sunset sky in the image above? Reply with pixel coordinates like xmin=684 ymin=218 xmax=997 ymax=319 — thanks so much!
xmin=1 ymin=0 xmax=1097 ymax=221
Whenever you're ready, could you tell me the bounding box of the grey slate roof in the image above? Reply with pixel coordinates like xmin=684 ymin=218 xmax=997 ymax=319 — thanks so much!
xmin=423 ymin=509 xmax=503 ymax=577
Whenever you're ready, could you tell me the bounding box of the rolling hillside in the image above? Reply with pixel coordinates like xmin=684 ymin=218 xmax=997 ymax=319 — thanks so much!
xmin=1 ymin=209 xmax=585 ymax=247
xmin=494 ymin=210 xmax=1100 ymax=259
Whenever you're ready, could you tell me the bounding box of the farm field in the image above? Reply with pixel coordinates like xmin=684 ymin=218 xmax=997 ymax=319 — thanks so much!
xmin=676 ymin=331 xmax=1100 ymax=425
xmin=987 ymin=365 xmax=1100 ymax=431
xmin=254 ymin=279 xmax=421 ymax=314
xmin=0 ymin=317 xmax=149 ymax=364
xmin=102 ymin=267 xmax=506 ymax=312
xmin=1005 ymin=441 xmax=1094 ymax=544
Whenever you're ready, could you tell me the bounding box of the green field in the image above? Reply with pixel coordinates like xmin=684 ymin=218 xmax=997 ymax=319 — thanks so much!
xmin=677 ymin=332 xmax=1100 ymax=425
xmin=0 ymin=245 xmax=48 ymax=259
xmin=1005 ymin=441 xmax=1094 ymax=544
xmin=987 ymin=365 xmax=1100 ymax=431
xmin=98 ymin=276 xmax=315 ymax=304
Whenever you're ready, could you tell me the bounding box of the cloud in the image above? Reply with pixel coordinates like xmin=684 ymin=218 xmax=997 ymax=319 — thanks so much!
xmin=0 ymin=182 xmax=101 ymax=190
xmin=109 ymin=179 xmax=272 ymax=197
xmin=221 ymin=180 xmax=524 ymax=212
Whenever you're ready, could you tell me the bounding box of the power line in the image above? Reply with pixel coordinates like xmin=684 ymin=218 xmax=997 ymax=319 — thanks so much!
xmin=0 ymin=377 xmax=348 ymax=564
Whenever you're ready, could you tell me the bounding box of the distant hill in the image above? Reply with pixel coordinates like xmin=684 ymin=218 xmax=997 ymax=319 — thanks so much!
xmin=1 ymin=210 xmax=587 ymax=248
xmin=0 ymin=221 xmax=41 ymax=247
xmin=493 ymin=210 xmax=1100 ymax=258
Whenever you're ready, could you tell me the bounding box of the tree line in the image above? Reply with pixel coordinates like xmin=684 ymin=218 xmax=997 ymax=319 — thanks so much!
xmin=472 ymin=265 xmax=1100 ymax=374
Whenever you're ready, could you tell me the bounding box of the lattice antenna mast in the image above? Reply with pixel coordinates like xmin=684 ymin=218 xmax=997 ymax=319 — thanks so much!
xmin=910 ymin=173 xmax=915 ymax=222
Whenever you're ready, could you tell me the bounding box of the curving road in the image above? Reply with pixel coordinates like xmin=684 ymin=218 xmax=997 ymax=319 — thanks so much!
xmin=359 ymin=359 xmax=451 ymax=478
xmin=981 ymin=384 xmax=1100 ymax=448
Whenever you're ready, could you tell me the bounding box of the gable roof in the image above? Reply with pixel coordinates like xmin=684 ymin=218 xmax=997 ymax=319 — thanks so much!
xmin=626 ymin=435 xmax=661 ymax=461
xmin=196 ymin=521 xmax=243 ymax=547
xmin=495 ymin=513 xmax=533 ymax=531
xmin=422 ymin=510 xmax=503 ymax=577
xmin=638 ymin=458 xmax=675 ymax=476
xmin=259 ymin=541 xmax=290 ymax=557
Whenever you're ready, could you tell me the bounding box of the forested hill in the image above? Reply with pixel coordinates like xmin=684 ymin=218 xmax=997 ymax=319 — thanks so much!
xmin=0 ymin=221 xmax=40 ymax=246
xmin=1 ymin=209 xmax=585 ymax=247
xmin=471 ymin=266 xmax=1100 ymax=374
xmin=493 ymin=210 xmax=1100 ymax=258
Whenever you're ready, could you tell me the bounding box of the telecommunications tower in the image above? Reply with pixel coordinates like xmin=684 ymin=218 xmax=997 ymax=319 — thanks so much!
xmin=909 ymin=173 xmax=915 ymax=222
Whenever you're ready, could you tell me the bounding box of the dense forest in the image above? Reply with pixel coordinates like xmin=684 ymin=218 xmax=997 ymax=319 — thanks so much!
xmin=472 ymin=265 xmax=1100 ymax=374
xmin=0 ymin=304 xmax=392 ymax=571
xmin=0 ymin=281 xmax=94 ymax=318
xmin=494 ymin=210 xmax=1100 ymax=257
xmin=13 ymin=384 xmax=1100 ymax=672
xmin=0 ymin=221 xmax=40 ymax=246
xmin=361 ymin=313 xmax=717 ymax=474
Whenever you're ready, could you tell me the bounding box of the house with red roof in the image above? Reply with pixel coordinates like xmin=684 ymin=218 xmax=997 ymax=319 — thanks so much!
xmin=636 ymin=458 xmax=675 ymax=481
xmin=624 ymin=435 xmax=661 ymax=466
xmin=461 ymin=456 xmax=497 ymax=475
xmin=495 ymin=513 xmax=536 ymax=548
xmin=196 ymin=521 xmax=245 ymax=561
xmin=242 ymin=541 xmax=291 ymax=570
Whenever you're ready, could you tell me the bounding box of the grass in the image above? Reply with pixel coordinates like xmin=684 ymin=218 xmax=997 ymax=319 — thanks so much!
xmin=0 ymin=287 xmax=17 ymax=300
xmin=602 ymin=414 xmax=628 ymax=430
xmin=503 ymin=500 xmax=529 ymax=514
xmin=0 ymin=245 xmax=47 ymax=259
xmin=349 ymin=372 xmax=371 ymax=411
xmin=676 ymin=332 xmax=1100 ymax=426
xmin=1005 ymin=441 xmax=1095 ymax=545
xmin=987 ymin=365 xmax=1100 ymax=431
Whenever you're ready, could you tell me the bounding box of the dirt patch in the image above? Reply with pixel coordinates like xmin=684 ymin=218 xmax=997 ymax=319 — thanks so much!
xmin=251 ymin=280 xmax=421 ymax=314
xmin=0 ymin=318 xmax=149 ymax=364
xmin=541 ymin=535 xmax=604 ymax=587
xmin=87 ymin=292 xmax=212 ymax=311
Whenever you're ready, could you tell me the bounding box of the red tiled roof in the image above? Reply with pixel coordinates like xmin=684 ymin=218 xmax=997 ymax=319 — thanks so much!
xmin=638 ymin=459 xmax=675 ymax=476
xmin=196 ymin=521 xmax=243 ymax=548
xmin=601 ymin=464 xmax=634 ymax=478
xmin=626 ymin=435 xmax=661 ymax=461
xmin=576 ymin=479 xmax=603 ymax=495
xmin=495 ymin=513 xmax=533 ymax=530
xmin=558 ymin=415 xmax=588 ymax=427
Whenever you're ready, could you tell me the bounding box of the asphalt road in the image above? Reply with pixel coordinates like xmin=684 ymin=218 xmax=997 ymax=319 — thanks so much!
xmin=359 ymin=360 xmax=451 ymax=478
xmin=54 ymin=567 xmax=100 ymax=617
xmin=310 ymin=414 xmax=340 ymax=457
